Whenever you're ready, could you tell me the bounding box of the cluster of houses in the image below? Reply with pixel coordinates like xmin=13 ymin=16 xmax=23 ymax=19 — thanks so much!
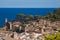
xmin=0 ymin=18 xmax=60 ymax=40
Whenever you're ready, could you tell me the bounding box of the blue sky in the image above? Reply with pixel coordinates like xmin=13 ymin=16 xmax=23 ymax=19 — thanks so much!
xmin=0 ymin=0 xmax=60 ymax=8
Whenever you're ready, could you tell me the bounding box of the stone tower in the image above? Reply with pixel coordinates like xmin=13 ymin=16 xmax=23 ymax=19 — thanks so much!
xmin=3 ymin=18 xmax=8 ymax=30
xmin=5 ymin=18 xmax=10 ymax=30
xmin=5 ymin=18 xmax=8 ymax=23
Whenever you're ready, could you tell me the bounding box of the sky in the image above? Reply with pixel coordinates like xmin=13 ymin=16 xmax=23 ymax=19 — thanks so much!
xmin=0 ymin=0 xmax=60 ymax=8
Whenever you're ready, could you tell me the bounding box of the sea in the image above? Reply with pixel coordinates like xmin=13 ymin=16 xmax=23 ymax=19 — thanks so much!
xmin=0 ymin=8 xmax=56 ymax=28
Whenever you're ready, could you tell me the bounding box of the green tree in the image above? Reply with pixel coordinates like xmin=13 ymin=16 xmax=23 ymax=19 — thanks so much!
xmin=24 ymin=14 xmax=33 ymax=21
xmin=24 ymin=15 xmax=33 ymax=19
xmin=16 ymin=13 xmax=25 ymax=23
xmin=54 ymin=8 xmax=60 ymax=15
xmin=55 ymin=32 xmax=60 ymax=40
xmin=45 ymin=32 xmax=60 ymax=40
xmin=45 ymin=12 xmax=54 ymax=21
xmin=45 ymin=34 xmax=55 ymax=40
xmin=17 ymin=13 xmax=25 ymax=17
xmin=53 ymin=8 xmax=60 ymax=20
xmin=34 ymin=15 xmax=43 ymax=21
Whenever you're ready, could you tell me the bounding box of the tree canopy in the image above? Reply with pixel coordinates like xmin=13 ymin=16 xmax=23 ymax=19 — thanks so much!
xmin=45 ymin=32 xmax=60 ymax=40
xmin=16 ymin=8 xmax=60 ymax=22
